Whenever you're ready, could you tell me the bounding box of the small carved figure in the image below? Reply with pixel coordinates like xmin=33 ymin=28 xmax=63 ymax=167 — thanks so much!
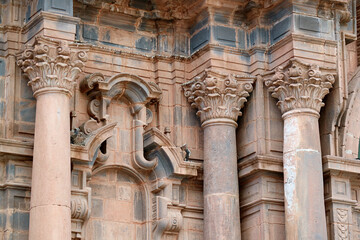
xmin=180 ymin=144 xmax=191 ymax=161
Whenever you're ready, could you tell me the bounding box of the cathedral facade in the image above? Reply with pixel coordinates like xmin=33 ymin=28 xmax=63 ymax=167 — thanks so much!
xmin=0 ymin=0 xmax=359 ymax=239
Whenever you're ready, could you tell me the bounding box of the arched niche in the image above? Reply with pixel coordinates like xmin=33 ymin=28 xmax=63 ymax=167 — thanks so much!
xmin=85 ymin=165 xmax=150 ymax=240
xmin=80 ymin=73 xmax=162 ymax=171
xmin=338 ymin=67 xmax=360 ymax=158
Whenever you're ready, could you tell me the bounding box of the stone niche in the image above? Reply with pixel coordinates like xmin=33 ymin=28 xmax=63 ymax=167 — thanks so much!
xmin=86 ymin=168 xmax=147 ymax=240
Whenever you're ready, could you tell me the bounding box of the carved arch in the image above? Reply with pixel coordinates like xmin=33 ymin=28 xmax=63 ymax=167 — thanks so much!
xmin=338 ymin=67 xmax=360 ymax=158
xmin=80 ymin=73 xmax=162 ymax=171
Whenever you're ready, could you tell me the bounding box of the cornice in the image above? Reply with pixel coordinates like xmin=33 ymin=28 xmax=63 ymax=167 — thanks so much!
xmin=22 ymin=11 xmax=80 ymax=35
xmin=238 ymin=154 xmax=283 ymax=179
xmin=323 ymin=155 xmax=360 ymax=176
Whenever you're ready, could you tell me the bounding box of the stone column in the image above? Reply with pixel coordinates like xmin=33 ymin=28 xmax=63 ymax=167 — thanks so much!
xmin=183 ymin=69 xmax=254 ymax=240
xmin=264 ymin=59 xmax=336 ymax=240
xmin=17 ymin=37 xmax=87 ymax=240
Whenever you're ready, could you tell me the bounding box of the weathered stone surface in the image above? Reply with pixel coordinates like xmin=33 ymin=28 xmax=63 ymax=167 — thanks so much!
xmin=1 ymin=0 xmax=360 ymax=240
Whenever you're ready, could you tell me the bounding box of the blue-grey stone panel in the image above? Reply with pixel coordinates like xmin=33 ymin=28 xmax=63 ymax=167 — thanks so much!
xmin=0 ymin=79 xmax=4 ymax=98
xmin=213 ymin=26 xmax=236 ymax=48
xmin=38 ymin=0 xmax=73 ymax=16
xmin=174 ymin=34 xmax=189 ymax=56
xmin=190 ymin=27 xmax=210 ymax=54
xmin=299 ymin=15 xmax=320 ymax=32
xmin=294 ymin=15 xmax=334 ymax=39
xmin=135 ymin=36 xmax=156 ymax=52
xmin=189 ymin=16 xmax=209 ymax=35
xmin=133 ymin=190 xmax=144 ymax=221
xmin=264 ymin=0 xmax=291 ymax=24
xmin=12 ymin=212 xmax=30 ymax=230
xmin=214 ymin=12 xmax=229 ymax=24
xmin=0 ymin=101 xmax=4 ymax=118
xmin=21 ymin=77 xmax=35 ymax=100
xmin=271 ymin=17 xmax=291 ymax=44
xmin=83 ymin=24 xmax=99 ymax=42
xmin=20 ymin=102 xmax=36 ymax=122
xmin=249 ymin=28 xmax=269 ymax=47
xmin=0 ymin=59 xmax=5 ymax=76
xmin=238 ymin=29 xmax=246 ymax=49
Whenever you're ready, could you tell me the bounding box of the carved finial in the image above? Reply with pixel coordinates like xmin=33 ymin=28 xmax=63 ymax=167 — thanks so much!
xmin=17 ymin=37 xmax=88 ymax=97
xmin=182 ymin=69 xmax=255 ymax=123
xmin=264 ymin=59 xmax=336 ymax=114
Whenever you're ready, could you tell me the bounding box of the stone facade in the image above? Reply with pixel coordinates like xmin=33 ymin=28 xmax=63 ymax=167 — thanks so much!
xmin=0 ymin=0 xmax=360 ymax=239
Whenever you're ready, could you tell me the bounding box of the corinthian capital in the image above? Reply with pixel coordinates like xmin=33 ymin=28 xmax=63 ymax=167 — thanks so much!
xmin=17 ymin=37 xmax=88 ymax=97
xmin=264 ymin=59 xmax=336 ymax=114
xmin=182 ymin=69 xmax=255 ymax=124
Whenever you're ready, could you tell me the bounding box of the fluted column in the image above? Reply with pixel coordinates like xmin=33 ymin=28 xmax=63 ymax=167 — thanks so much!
xmin=264 ymin=59 xmax=336 ymax=240
xmin=183 ymin=69 xmax=254 ymax=240
xmin=17 ymin=37 xmax=87 ymax=240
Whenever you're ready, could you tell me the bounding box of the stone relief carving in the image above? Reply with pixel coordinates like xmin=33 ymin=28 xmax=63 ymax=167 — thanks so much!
xmin=151 ymin=181 xmax=184 ymax=240
xmin=17 ymin=36 xmax=88 ymax=97
xmin=71 ymin=196 xmax=89 ymax=220
xmin=80 ymin=72 xmax=162 ymax=170
xmin=264 ymin=59 xmax=336 ymax=114
xmin=182 ymin=69 xmax=255 ymax=123
xmin=71 ymin=170 xmax=91 ymax=240
xmin=318 ymin=0 xmax=352 ymax=23
xmin=337 ymin=208 xmax=349 ymax=240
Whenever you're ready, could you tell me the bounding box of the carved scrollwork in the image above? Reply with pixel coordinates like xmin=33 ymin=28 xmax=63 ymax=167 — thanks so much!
xmin=79 ymin=73 xmax=105 ymax=93
xmin=164 ymin=209 xmax=183 ymax=232
xmin=318 ymin=0 xmax=352 ymax=23
xmin=17 ymin=37 xmax=88 ymax=97
xmin=71 ymin=196 xmax=89 ymax=220
xmin=264 ymin=59 xmax=336 ymax=114
xmin=182 ymin=69 xmax=255 ymax=123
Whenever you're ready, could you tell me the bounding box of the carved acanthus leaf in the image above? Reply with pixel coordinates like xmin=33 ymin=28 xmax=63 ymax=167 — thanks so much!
xmin=264 ymin=59 xmax=336 ymax=114
xmin=17 ymin=37 xmax=88 ymax=96
xmin=182 ymin=69 xmax=255 ymax=123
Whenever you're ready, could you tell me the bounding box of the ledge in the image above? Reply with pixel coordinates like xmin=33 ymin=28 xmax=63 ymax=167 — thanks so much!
xmin=0 ymin=137 xmax=92 ymax=162
xmin=238 ymin=154 xmax=283 ymax=179
xmin=323 ymin=155 xmax=360 ymax=175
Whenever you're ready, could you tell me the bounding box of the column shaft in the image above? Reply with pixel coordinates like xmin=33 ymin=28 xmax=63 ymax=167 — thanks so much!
xmin=29 ymin=91 xmax=71 ymax=240
xmin=203 ymin=119 xmax=241 ymax=240
xmin=282 ymin=109 xmax=327 ymax=240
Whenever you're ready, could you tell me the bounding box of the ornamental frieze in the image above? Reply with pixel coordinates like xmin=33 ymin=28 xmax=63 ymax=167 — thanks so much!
xmin=17 ymin=37 xmax=88 ymax=97
xmin=182 ymin=69 xmax=255 ymax=123
xmin=264 ymin=59 xmax=336 ymax=114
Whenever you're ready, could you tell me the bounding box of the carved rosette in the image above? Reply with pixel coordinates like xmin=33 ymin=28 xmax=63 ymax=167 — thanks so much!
xmin=264 ymin=59 xmax=336 ymax=114
xmin=17 ymin=37 xmax=88 ymax=97
xmin=182 ymin=69 xmax=255 ymax=124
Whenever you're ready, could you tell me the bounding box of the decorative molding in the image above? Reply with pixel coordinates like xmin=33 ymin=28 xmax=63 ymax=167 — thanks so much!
xmin=17 ymin=37 xmax=87 ymax=97
xmin=151 ymin=181 xmax=184 ymax=240
xmin=264 ymin=59 xmax=336 ymax=114
xmin=319 ymin=0 xmax=352 ymax=23
xmin=336 ymin=208 xmax=349 ymax=240
xmin=182 ymin=69 xmax=255 ymax=124
xmin=71 ymin=196 xmax=89 ymax=220
xmin=71 ymin=169 xmax=91 ymax=240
